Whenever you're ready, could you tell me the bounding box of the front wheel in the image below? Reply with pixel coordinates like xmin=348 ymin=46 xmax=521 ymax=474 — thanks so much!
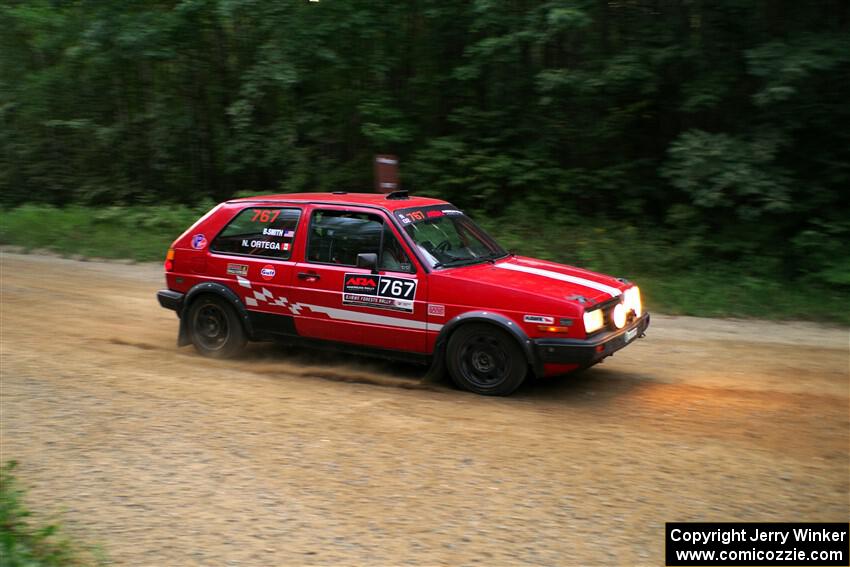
xmin=446 ymin=324 xmax=528 ymax=395
xmin=187 ymin=295 xmax=247 ymax=358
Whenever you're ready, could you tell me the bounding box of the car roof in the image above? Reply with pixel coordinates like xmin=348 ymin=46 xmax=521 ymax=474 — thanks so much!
xmin=227 ymin=192 xmax=449 ymax=212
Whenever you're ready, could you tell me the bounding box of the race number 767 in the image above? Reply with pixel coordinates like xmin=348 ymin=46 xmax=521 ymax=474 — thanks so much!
xmin=379 ymin=277 xmax=416 ymax=299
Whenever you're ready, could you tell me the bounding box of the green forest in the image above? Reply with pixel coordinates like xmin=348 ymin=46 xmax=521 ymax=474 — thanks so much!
xmin=1 ymin=1 xmax=848 ymax=320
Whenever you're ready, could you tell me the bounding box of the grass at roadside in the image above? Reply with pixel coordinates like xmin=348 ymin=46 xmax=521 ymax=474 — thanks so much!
xmin=1 ymin=203 xmax=847 ymax=325
xmin=0 ymin=461 xmax=105 ymax=566
xmin=0 ymin=203 xmax=208 ymax=262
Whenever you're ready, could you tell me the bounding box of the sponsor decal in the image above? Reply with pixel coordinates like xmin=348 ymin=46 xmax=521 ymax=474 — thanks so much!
xmin=227 ymin=263 xmax=249 ymax=276
xmin=524 ymin=315 xmax=554 ymax=325
xmin=191 ymin=234 xmax=207 ymax=250
xmin=343 ymin=294 xmax=413 ymax=313
xmin=241 ymin=239 xmax=281 ymax=250
xmin=342 ymin=273 xmax=417 ymax=313
xmin=284 ymin=229 xmax=295 ymax=238
xmin=398 ymin=208 xmax=462 ymax=224
xmin=344 ymin=274 xmax=379 ymax=294
xmin=260 ymin=265 xmax=276 ymax=280
xmin=427 ymin=304 xmax=446 ymax=317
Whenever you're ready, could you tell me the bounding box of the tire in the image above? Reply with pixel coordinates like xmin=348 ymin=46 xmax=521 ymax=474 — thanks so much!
xmin=187 ymin=295 xmax=247 ymax=358
xmin=446 ymin=323 xmax=528 ymax=395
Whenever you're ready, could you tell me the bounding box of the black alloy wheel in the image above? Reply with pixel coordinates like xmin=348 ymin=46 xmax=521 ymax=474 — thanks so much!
xmin=446 ymin=323 xmax=527 ymax=395
xmin=187 ymin=295 xmax=247 ymax=358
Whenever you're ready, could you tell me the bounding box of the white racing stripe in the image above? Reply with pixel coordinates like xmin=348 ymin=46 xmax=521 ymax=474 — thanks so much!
xmin=295 ymin=302 xmax=442 ymax=332
xmin=496 ymin=262 xmax=622 ymax=298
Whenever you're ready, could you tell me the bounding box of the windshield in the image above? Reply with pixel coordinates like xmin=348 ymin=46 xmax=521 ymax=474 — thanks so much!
xmin=394 ymin=205 xmax=508 ymax=269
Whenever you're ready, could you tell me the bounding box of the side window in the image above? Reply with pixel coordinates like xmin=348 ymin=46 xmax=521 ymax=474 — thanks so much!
xmin=211 ymin=207 xmax=301 ymax=259
xmin=307 ymin=210 xmax=382 ymax=266
xmin=306 ymin=210 xmax=414 ymax=273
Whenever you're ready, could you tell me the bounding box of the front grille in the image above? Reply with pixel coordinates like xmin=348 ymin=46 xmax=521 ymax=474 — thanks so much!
xmin=596 ymin=297 xmax=620 ymax=333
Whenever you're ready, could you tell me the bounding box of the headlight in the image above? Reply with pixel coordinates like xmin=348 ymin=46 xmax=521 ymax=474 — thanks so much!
xmin=612 ymin=303 xmax=627 ymax=329
xmin=583 ymin=308 xmax=604 ymax=334
xmin=624 ymin=286 xmax=642 ymax=317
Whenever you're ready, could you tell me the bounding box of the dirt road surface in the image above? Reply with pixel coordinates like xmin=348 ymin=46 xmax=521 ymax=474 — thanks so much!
xmin=1 ymin=252 xmax=848 ymax=566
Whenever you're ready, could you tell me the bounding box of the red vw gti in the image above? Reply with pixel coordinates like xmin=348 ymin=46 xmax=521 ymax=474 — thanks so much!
xmin=158 ymin=191 xmax=649 ymax=395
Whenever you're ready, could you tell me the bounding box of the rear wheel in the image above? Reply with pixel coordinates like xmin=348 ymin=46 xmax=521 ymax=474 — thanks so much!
xmin=187 ymin=295 xmax=246 ymax=358
xmin=446 ymin=324 xmax=528 ymax=395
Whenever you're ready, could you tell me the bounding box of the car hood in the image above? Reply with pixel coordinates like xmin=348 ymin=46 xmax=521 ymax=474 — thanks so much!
xmin=439 ymin=255 xmax=627 ymax=307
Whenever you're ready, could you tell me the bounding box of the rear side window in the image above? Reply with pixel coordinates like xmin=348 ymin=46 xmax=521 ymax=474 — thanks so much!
xmin=211 ymin=207 xmax=301 ymax=259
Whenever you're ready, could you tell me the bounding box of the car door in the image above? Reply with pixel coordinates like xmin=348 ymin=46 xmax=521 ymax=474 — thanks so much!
xmin=207 ymin=204 xmax=304 ymax=337
xmin=291 ymin=205 xmax=428 ymax=353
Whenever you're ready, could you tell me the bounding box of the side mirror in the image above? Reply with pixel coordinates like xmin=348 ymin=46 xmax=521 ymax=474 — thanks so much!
xmin=356 ymin=252 xmax=379 ymax=274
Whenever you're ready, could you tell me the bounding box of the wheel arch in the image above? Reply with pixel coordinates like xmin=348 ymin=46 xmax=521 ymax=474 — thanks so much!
xmin=178 ymin=282 xmax=254 ymax=346
xmin=431 ymin=311 xmax=543 ymax=379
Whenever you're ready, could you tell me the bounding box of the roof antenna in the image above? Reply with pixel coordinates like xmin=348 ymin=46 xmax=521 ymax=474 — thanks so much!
xmin=385 ymin=189 xmax=410 ymax=200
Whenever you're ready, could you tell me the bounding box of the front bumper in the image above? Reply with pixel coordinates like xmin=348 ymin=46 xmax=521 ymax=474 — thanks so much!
xmin=157 ymin=289 xmax=184 ymax=313
xmin=534 ymin=313 xmax=650 ymax=366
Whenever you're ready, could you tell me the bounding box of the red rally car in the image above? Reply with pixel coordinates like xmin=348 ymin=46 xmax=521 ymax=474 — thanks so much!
xmin=157 ymin=191 xmax=649 ymax=395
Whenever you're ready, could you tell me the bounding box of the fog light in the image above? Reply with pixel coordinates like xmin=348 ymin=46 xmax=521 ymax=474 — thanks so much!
xmin=612 ymin=303 xmax=627 ymax=329
xmin=624 ymin=286 xmax=642 ymax=317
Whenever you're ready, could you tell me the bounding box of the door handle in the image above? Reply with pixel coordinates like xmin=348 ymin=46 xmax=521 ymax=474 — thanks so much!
xmin=297 ymin=271 xmax=320 ymax=281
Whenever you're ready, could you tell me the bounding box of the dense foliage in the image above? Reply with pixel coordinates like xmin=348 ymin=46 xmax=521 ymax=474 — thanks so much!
xmin=2 ymin=1 xmax=848 ymax=288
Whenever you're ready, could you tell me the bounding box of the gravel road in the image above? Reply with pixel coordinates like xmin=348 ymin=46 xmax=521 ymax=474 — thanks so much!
xmin=1 ymin=252 xmax=848 ymax=566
